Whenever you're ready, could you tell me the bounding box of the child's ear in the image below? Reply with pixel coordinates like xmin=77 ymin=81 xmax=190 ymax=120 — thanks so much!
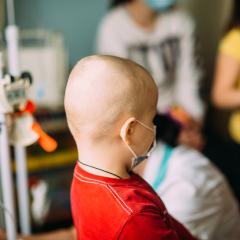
xmin=120 ymin=117 xmax=136 ymax=145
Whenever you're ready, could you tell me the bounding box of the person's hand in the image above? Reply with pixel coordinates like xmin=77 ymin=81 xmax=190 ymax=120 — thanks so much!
xmin=178 ymin=120 xmax=205 ymax=151
xmin=167 ymin=106 xmax=205 ymax=150
xmin=0 ymin=229 xmax=7 ymax=240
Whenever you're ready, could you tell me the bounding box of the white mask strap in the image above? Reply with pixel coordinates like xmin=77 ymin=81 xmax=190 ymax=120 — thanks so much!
xmin=136 ymin=120 xmax=155 ymax=133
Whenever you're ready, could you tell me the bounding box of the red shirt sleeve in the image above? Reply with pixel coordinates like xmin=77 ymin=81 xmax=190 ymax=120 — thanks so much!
xmin=118 ymin=211 xmax=186 ymax=240
xmin=169 ymin=215 xmax=197 ymax=240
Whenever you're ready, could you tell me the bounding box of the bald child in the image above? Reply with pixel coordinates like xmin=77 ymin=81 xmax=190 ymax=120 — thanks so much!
xmin=64 ymin=55 xmax=195 ymax=240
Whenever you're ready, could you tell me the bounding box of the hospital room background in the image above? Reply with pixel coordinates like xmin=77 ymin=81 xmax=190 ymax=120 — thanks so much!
xmin=0 ymin=0 xmax=238 ymax=238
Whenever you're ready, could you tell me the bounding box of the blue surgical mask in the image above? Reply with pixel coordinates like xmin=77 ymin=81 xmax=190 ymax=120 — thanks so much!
xmin=145 ymin=0 xmax=176 ymax=11
xmin=124 ymin=121 xmax=156 ymax=169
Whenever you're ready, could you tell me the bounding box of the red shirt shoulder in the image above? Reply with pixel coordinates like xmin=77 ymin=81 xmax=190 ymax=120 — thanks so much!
xmin=71 ymin=164 xmax=195 ymax=240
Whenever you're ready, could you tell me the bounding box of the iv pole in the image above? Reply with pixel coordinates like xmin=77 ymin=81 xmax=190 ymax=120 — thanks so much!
xmin=0 ymin=0 xmax=31 ymax=239
xmin=5 ymin=0 xmax=31 ymax=236
xmin=0 ymin=0 xmax=58 ymax=237
xmin=0 ymin=52 xmax=17 ymax=240
xmin=0 ymin=2 xmax=17 ymax=240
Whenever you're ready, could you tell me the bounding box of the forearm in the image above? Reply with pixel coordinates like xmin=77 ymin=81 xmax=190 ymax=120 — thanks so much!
xmin=212 ymin=53 xmax=240 ymax=109
xmin=212 ymin=88 xmax=240 ymax=109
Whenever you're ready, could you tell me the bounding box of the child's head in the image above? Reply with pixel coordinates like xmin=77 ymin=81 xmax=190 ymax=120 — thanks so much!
xmin=64 ymin=55 xmax=157 ymax=171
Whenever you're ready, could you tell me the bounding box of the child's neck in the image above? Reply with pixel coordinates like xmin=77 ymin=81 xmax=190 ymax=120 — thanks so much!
xmin=78 ymin=161 xmax=130 ymax=179
xmin=76 ymin=143 xmax=131 ymax=179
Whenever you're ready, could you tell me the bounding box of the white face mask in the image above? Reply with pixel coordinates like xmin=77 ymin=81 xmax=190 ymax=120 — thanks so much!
xmin=124 ymin=120 xmax=156 ymax=170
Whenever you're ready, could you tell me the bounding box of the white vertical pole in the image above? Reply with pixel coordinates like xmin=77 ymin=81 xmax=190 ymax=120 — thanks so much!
xmin=0 ymin=114 xmax=17 ymax=240
xmin=5 ymin=0 xmax=31 ymax=234
xmin=5 ymin=25 xmax=20 ymax=76
xmin=14 ymin=145 xmax=31 ymax=234
xmin=0 ymin=52 xmax=17 ymax=240
xmin=5 ymin=26 xmax=31 ymax=236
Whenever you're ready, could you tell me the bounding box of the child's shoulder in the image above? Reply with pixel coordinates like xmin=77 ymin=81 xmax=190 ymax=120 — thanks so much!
xmin=72 ymin=167 xmax=168 ymax=238
xmin=111 ymin=174 xmax=167 ymax=215
xmin=72 ymin=164 xmax=165 ymax=216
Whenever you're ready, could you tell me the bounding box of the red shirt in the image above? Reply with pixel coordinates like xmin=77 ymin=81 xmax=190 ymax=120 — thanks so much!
xmin=71 ymin=163 xmax=196 ymax=240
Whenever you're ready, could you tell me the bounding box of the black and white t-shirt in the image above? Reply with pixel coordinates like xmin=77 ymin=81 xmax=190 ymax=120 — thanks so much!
xmin=97 ymin=7 xmax=205 ymax=120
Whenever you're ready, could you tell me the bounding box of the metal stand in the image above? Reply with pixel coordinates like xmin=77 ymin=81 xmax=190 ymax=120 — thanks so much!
xmin=15 ymin=145 xmax=31 ymax=235
xmin=0 ymin=115 xmax=17 ymax=240
xmin=0 ymin=63 xmax=17 ymax=240
xmin=6 ymin=22 xmax=31 ymax=237
xmin=0 ymin=0 xmax=31 ymax=239
xmin=6 ymin=0 xmax=31 ymax=235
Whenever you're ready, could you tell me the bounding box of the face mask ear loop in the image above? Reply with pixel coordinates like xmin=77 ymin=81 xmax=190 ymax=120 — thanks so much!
xmin=121 ymin=139 xmax=140 ymax=170
xmin=147 ymin=137 xmax=157 ymax=157
xmin=125 ymin=142 xmax=137 ymax=158
xmin=120 ymin=119 xmax=156 ymax=169
xmin=136 ymin=120 xmax=155 ymax=132
xmin=120 ymin=119 xmax=138 ymax=166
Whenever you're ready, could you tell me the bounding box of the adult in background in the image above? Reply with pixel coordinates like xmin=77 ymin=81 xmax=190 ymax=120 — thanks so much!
xmin=207 ymin=0 xmax=240 ymax=201
xmin=136 ymin=114 xmax=240 ymax=240
xmin=96 ymin=0 xmax=205 ymax=150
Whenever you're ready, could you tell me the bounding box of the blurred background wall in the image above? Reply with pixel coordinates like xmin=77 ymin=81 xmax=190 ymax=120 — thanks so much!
xmin=180 ymin=0 xmax=233 ymax=83
xmin=14 ymin=0 xmax=109 ymax=67
xmin=10 ymin=0 xmax=232 ymax=72
xmin=0 ymin=0 xmax=4 ymax=33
